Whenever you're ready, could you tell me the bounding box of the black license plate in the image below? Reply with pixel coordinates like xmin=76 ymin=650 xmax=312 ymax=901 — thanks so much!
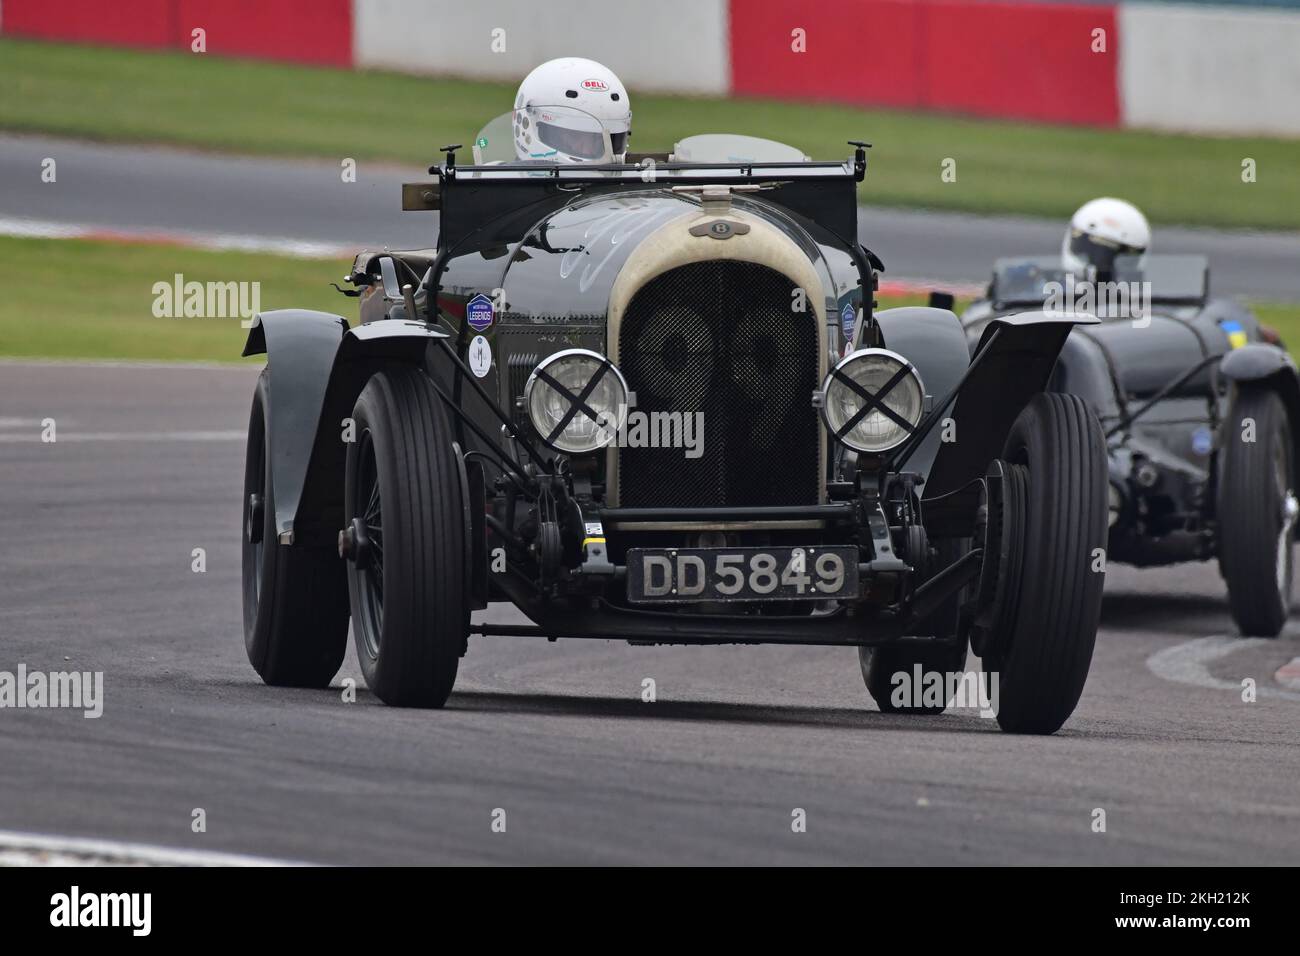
xmin=626 ymin=546 xmax=859 ymax=603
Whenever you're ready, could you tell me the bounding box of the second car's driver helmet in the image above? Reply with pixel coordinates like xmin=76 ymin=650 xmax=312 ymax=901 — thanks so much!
xmin=513 ymin=58 xmax=631 ymax=163
xmin=1062 ymin=197 xmax=1151 ymax=280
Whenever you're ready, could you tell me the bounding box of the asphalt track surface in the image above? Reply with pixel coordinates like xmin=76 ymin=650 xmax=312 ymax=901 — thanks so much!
xmin=2 ymin=362 xmax=1299 ymax=865
xmin=3 ymin=133 xmax=1299 ymax=301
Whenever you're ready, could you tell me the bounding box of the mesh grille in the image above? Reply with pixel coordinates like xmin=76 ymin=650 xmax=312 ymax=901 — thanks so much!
xmin=617 ymin=260 xmax=820 ymax=508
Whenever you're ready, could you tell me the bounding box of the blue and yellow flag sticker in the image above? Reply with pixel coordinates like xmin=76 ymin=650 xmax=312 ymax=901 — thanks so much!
xmin=1220 ymin=320 xmax=1248 ymax=349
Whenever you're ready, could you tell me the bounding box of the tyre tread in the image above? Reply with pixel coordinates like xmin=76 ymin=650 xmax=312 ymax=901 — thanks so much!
xmin=994 ymin=393 xmax=1107 ymax=734
xmin=1218 ymin=388 xmax=1291 ymax=637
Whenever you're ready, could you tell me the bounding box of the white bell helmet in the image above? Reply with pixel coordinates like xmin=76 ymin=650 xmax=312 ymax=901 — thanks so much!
xmin=1062 ymin=198 xmax=1151 ymax=278
xmin=513 ymin=58 xmax=631 ymax=163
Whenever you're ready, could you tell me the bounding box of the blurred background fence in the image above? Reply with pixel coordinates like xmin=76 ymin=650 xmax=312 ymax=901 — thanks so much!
xmin=1 ymin=0 xmax=1296 ymax=134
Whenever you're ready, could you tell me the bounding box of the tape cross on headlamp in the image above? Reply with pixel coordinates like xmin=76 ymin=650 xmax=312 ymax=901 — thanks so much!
xmin=830 ymin=362 xmax=917 ymax=441
xmin=533 ymin=357 xmax=616 ymax=445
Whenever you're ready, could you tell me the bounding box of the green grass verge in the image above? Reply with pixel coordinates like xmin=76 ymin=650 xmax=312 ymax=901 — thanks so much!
xmin=0 ymin=235 xmax=349 ymax=362
xmin=2 ymin=234 xmax=1296 ymax=364
xmin=1 ymin=38 xmax=1296 ymax=230
xmin=1248 ymin=302 xmax=1300 ymax=351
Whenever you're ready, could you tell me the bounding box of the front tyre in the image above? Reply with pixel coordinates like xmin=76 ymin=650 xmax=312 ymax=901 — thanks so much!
xmin=1218 ymin=387 xmax=1295 ymax=637
xmin=345 ymin=366 xmax=468 ymax=707
xmin=985 ymin=393 xmax=1108 ymax=735
xmin=242 ymin=369 xmax=350 ymax=687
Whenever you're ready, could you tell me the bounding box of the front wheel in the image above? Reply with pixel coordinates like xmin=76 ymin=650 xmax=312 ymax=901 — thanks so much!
xmin=1218 ymin=387 xmax=1296 ymax=637
xmin=983 ymin=393 xmax=1108 ymax=735
xmin=344 ymin=366 xmax=468 ymax=707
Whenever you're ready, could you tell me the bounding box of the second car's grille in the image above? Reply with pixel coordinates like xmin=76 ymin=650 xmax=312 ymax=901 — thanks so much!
xmin=617 ymin=260 xmax=820 ymax=508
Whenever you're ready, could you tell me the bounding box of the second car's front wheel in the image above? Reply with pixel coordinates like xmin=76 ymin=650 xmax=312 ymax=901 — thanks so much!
xmin=344 ymin=365 xmax=469 ymax=707
xmin=1217 ymin=386 xmax=1296 ymax=638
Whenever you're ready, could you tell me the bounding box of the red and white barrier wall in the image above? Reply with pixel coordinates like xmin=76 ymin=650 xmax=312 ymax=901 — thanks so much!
xmin=1118 ymin=4 xmax=1300 ymax=135
xmin=2 ymin=0 xmax=1297 ymax=135
xmin=0 ymin=0 xmax=354 ymax=65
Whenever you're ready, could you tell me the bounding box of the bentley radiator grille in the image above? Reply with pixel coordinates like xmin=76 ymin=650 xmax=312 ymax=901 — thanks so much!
xmin=617 ymin=260 xmax=820 ymax=508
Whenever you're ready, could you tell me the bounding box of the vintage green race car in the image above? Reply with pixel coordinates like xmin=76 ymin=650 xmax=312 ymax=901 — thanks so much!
xmin=240 ymin=114 xmax=1109 ymax=733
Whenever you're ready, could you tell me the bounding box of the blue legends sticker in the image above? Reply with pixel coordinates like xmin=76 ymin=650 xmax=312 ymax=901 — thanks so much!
xmin=841 ymin=302 xmax=857 ymax=342
xmin=466 ymin=293 xmax=495 ymax=332
xmin=1220 ymin=319 xmax=1247 ymax=349
xmin=1191 ymin=426 xmax=1213 ymax=456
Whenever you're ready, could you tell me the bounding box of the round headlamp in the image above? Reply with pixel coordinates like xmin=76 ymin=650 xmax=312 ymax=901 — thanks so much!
xmin=820 ymin=348 xmax=925 ymax=454
xmin=524 ymin=349 xmax=629 ymax=455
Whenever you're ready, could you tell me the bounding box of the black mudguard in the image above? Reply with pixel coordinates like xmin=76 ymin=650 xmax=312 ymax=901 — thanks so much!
xmin=242 ymin=310 xmax=449 ymax=546
xmin=1220 ymin=343 xmax=1300 ymax=481
xmin=1220 ymin=342 xmax=1299 ymax=386
xmin=921 ymin=311 xmax=1098 ymax=534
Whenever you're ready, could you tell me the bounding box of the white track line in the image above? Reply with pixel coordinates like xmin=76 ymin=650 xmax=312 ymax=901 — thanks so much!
xmin=0 ymin=829 xmax=309 ymax=867
xmin=1146 ymin=635 xmax=1300 ymax=701
xmin=0 ymin=431 xmax=245 ymax=443
xmin=0 ymin=215 xmax=353 ymax=259
xmin=0 ymin=358 xmax=255 ymax=371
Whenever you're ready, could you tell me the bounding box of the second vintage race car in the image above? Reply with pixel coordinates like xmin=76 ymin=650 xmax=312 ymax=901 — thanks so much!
xmin=962 ymin=256 xmax=1300 ymax=636
xmin=240 ymin=106 xmax=1111 ymax=733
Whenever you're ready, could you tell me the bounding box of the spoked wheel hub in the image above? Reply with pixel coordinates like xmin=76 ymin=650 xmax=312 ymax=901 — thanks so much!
xmin=347 ymin=430 xmax=385 ymax=658
xmin=969 ymin=458 xmax=1028 ymax=661
xmin=339 ymin=516 xmax=376 ymax=570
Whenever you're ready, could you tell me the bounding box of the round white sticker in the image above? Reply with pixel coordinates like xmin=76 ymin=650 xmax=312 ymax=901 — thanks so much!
xmin=468 ymin=334 xmax=492 ymax=378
